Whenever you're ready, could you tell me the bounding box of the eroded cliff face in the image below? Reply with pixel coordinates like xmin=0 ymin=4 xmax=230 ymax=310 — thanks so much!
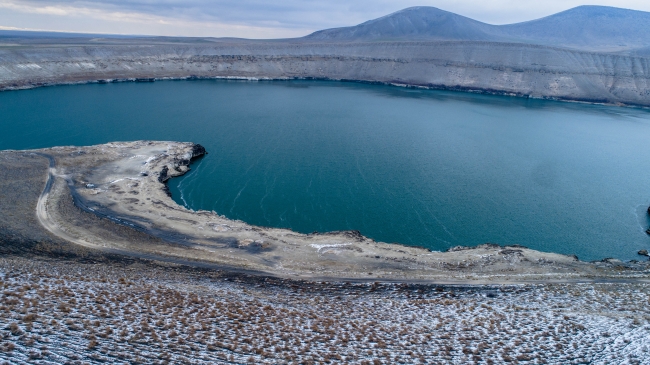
xmin=1 ymin=39 xmax=650 ymax=106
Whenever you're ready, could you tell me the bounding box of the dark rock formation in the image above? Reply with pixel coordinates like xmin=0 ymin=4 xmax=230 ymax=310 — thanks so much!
xmin=161 ymin=185 xmax=172 ymax=198
xmin=158 ymin=166 xmax=169 ymax=183
xmin=638 ymin=249 xmax=649 ymax=256
xmin=174 ymin=143 xmax=207 ymax=171
xmin=447 ymin=246 xmax=472 ymax=252
xmin=191 ymin=144 xmax=207 ymax=158
xmin=500 ymin=249 xmax=524 ymax=256
xmin=344 ymin=230 xmax=365 ymax=241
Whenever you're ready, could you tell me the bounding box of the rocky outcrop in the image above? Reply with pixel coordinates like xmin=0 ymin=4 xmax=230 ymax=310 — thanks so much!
xmin=190 ymin=144 xmax=206 ymax=158
xmin=157 ymin=165 xmax=170 ymax=183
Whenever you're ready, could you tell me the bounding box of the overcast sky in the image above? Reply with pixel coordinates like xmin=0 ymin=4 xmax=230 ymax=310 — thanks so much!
xmin=1 ymin=0 xmax=649 ymax=38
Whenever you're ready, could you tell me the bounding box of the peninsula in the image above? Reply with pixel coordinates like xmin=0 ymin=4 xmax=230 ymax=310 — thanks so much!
xmin=2 ymin=141 xmax=648 ymax=282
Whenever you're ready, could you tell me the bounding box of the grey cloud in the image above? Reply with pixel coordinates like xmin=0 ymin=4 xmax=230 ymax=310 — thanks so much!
xmin=16 ymin=0 xmax=379 ymax=29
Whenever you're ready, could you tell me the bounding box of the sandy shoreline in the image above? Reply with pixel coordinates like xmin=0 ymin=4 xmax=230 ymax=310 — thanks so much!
xmin=0 ymin=140 xmax=644 ymax=284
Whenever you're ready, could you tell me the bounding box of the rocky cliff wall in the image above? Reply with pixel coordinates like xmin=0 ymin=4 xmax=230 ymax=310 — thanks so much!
xmin=1 ymin=40 xmax=649 ymax=106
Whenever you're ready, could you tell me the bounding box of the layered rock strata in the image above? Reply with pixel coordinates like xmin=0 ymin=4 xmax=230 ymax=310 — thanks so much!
xmin=1 ymin=39 xmax=649 ymax=106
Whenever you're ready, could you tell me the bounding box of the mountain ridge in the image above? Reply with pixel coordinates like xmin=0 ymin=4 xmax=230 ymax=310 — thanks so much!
xmin=304 ymin=5 xmax=650 ymax=51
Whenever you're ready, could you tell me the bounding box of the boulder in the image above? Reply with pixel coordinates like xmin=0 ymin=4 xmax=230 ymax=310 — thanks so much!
xmin=638 ymin=249 xmax=649 ymax=256
xmin=191 ymin=144 xmax=207 ymax=158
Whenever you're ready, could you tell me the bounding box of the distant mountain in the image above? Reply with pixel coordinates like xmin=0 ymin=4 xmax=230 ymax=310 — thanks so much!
xmin=500 ymin=6 xmax=650 ymax=49
xmin=304 ymin=6 xmax=650 ymax=51
xmin=305 ymin=7 xmax=501 ymax=42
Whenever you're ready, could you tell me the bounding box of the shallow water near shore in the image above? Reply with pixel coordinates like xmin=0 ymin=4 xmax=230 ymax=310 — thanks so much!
xmin=1 ymin=79 xmax=649 ymax=261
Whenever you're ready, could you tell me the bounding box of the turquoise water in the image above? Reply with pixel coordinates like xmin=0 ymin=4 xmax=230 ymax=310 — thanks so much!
xmin=1 ymin=80 xmax=649 ymax=261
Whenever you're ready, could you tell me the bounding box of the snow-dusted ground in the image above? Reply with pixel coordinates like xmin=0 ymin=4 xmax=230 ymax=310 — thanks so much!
xmin=0 ymin=257 xmax=649 ymax=365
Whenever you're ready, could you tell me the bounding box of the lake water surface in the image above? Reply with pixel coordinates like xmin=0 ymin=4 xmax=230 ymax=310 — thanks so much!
xmin=1 ymin=80 xmax=649 ymax=261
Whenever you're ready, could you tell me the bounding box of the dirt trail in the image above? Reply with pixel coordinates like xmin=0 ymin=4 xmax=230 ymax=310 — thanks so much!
xmin=35 ymin=153 xmax=100 ymax=251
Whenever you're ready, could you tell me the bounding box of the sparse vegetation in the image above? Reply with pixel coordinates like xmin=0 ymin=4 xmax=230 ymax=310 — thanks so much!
xmin=0 ymin=256 xmax=649 ymax=364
